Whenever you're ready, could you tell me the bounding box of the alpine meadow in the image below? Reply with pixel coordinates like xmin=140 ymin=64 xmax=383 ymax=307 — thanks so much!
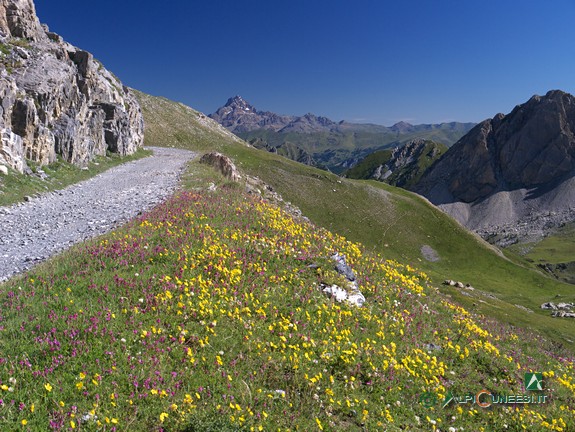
xmin=1 ymin=1 xmax=575 ymax=431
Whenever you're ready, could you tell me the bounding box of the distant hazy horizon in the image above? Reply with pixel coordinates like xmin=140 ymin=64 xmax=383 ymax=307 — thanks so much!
xmin=36 ymin=0 xmax=575 ymax=125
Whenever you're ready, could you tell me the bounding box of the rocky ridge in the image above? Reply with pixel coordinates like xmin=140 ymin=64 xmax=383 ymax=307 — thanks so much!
xmin=415 ymin=90 xmax=575 ymax=245
xmin=0 ymin=0 xmax=144 ymax=174
xmin=345 ymin=138 xmax=447 ymax=188
xmin=209 ymin=96 xmax=336 ymax=134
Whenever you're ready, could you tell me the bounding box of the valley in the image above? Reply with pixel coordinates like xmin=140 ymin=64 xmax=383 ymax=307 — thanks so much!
xmin=506 ymin=221 xmax=575 ymax=285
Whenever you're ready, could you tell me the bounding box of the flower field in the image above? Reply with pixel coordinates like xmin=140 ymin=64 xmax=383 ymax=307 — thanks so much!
xmin=0 ymin=184 xmax=574 ymax=431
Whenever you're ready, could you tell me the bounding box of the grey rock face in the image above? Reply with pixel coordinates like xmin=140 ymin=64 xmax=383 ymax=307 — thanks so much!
xmin=416 ymin=90 xmax=575 ymax=243
xmin=0 ymin=126 xmax=25 ymax=171
xmin=0 ymin=0 xmax=144 ymax=173
xmin=418 ymin=90 xmax=575 ymax=203
xmin=0 ymin=0 xmax=44 ymax=40
xmin=199 ymin=151 xmax=241 ymax=182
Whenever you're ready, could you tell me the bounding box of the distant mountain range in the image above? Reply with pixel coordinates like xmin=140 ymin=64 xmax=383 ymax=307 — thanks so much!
xmin=211 ymin=91 xmax=575 ymax=248
xmin=210 ymin=96 xmax=336 ymax=134
xmin=209 ymin=96 xmax=475 ymax=171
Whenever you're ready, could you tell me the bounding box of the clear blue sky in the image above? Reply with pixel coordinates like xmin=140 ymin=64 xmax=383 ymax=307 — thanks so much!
xmin=36 ymin=0 xmax=575 ymax=125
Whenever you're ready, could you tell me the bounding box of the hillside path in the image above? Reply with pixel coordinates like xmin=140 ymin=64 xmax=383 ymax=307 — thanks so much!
xmin=0 ymin=147 xmax=196 ymax=282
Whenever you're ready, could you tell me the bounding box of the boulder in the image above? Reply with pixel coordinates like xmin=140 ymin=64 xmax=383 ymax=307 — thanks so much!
xmin=552 ymin=311 xmax=575 ymax=318
xmin=319 ymin=253 xmax=366 ymax=307
xmin=322 ymin=283 xmax=365 ymax=307
xmin=322 ymin=285 xmax=348 ymax=303
xmin=332 ymin=253 xmax=356 ymax=281
xmin=199 ymin=152 xmax=241 ymax=182
xmin=423 ymin=343 xmax=442 ymax=352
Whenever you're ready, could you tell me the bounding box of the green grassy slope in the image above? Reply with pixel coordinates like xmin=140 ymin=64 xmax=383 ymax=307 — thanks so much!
xmin=528 ymin=227 xmax=575 ymax=263
xmin=1 ymin=173 xmax=573 ymax=431
xmin=344 ymin=148 xmax=393 ymax=179
xmin=134 ymin=92 xmax=575 ymax=349
xmin=506 ymin=222 xmax=575 ymax=285
xmin=134 ymin=89 xmax=246 ymax=151
xmin=1 ymin=91 xmax=573 ymax=431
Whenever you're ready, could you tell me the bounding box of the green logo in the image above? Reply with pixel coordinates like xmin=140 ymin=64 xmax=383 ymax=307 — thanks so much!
xmin=525 ymin=373 xmax=543 ymax=391
xmin=442 ymin=392 xmax=455 ymax=408
xmin=419 ymin=392 xmax=437 ymax=408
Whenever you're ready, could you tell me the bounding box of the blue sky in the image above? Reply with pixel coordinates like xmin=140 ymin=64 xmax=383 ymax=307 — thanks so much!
xmin=36 ymin=0 xmax=575 ymax=125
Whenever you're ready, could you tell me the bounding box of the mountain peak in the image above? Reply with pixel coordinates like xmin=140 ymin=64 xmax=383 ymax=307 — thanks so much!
xmin=209 ymin=96 xmax=295 ymax=133
xmin=224 ymin=95 xmax=255 ymax=112
xmin=390 ymin=121 xmax=414 ymax=133
xmin=415 ymin=89 xmax=575 ymax=238
xmin=544 ymin=89 xmax=568 ymax=99
xmin=211 ymin=98 xmax=340 ymax=134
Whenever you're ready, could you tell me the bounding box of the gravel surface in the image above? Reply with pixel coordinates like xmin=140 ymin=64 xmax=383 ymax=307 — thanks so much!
xmin=0 ymin=147 xmax=196 ymax=282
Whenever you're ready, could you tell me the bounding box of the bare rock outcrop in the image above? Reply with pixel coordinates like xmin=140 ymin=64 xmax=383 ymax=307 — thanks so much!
xmin=418 ymin=91 xmax=575 ymax=204
xmin=199 ymin=152 xmax=241 ymax=182
xmin=346 ymin=139 xmax=448 ymax=189
xmin=0 ymin=0 xmax=43 ymax=40
xmin=416 ymin=90 xmax=575 ymax=244
xmin=0 ymin=0 xmax=143 ymax=173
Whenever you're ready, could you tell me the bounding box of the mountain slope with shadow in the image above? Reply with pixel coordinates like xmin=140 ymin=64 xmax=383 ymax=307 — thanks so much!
xmin=416 ymin=90 xmax=575 ymax=246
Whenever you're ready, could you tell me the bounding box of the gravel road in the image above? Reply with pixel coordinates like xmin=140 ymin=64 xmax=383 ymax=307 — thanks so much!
xmin=0 ymin=147 xmax=196 ymax=282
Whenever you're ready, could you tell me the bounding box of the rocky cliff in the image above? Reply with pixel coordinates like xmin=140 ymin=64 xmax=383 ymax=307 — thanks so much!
xmin=345 ymin=139 xmax=447 ymax=189
xmin=0 ymin=0 xmax=144 ymax=174
xmin=416 ymin=90 xmax=575 ymax=245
